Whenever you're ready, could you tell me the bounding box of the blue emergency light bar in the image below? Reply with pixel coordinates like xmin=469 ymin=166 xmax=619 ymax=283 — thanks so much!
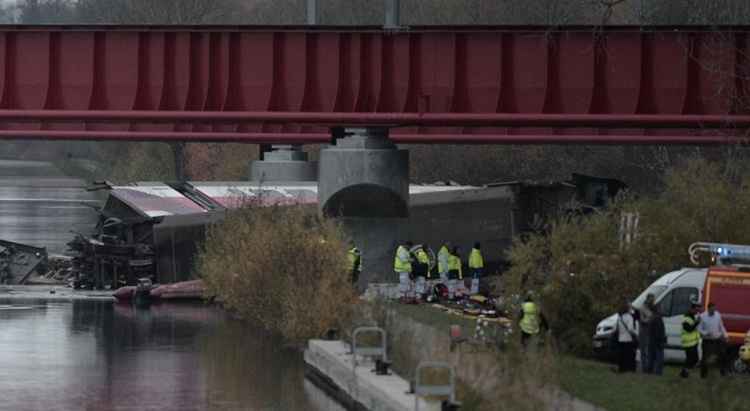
xmin=689 ymin=242 xmax=750 ymax=265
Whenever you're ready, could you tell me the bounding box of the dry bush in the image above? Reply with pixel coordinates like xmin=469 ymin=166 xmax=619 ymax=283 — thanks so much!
xmin=196 ymin=203 xmax=357 ymax=342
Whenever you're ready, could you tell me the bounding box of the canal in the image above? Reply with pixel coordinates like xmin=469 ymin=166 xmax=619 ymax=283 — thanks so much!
xmin=0 ymin=300 xmax=344 ymax=411
xmin=0 ymin=159 xmax=99 ymax=254
xmin=0 ymin=160 xmax=341 ymax=411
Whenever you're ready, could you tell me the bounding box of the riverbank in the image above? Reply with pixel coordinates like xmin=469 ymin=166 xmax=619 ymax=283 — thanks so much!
xmin=0 ymin=285 xmax=114 ymax=301
xmin=559 ymin=357 xmax=748 ymax=411
xmin=382 ymin=302 xmax=602 ymax=411
xmin=302 ymin=294 xmax=604 ymax=411
xmin=346 ymin=299 xmax=747 ymax=411
xmin=304 ymin=339 xmax=440 ymax=411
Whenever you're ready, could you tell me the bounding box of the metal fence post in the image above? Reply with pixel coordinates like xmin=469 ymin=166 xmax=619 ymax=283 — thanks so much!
xmin=414 ymin=361 xmax=455 ymax=411
xmin=351 ymin=326 xmax=388 ymax=369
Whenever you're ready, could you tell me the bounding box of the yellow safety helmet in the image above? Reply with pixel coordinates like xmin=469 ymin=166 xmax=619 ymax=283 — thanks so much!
xmin=740 ymin=344 xmax=750 ymax=362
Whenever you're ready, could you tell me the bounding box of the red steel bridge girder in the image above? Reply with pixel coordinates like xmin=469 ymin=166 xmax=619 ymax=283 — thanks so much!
xmin=0 ymin=129 xmax=743 ymax=145
xmin=0 ymin=25 xmax=748 ymax=143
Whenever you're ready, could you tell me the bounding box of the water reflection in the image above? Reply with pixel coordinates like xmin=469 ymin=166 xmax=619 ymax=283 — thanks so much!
xmin=0 ymin=300 xmax=339 ymax=411
xmin=0 ymin=159 xmax=98 ymax=254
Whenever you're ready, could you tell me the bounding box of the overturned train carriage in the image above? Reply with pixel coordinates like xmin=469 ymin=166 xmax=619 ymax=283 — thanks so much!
xmin=80 ymin=175 xmax=622 ymax=288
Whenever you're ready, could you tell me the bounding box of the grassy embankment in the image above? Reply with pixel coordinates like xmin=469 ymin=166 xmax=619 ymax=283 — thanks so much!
xmin=391 ymin=303 xmax=748 ymax=411
xmin=379 ymin=302 xmax=558 ymax=411
xmin=560 ymin=357 xmax=747 ymax=411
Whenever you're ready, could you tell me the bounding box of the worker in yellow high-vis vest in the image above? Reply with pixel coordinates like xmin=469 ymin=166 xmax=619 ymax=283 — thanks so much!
xmin=447 ymin=246 xmax=463 ymax=299
xmin=468 ymin=242 xmax=484 ymax=294
xmin=347 ymin=243 xmax=362 ymax=285
xmin=394 ymin=241 xmax=414 ymax=299
xmin=437 ymin=242 xmax=452 ymax=286
xmin=519 ymin=294 xmax=548 ymax=348
xmin=680 ymin=303 xmax=702 ymax=378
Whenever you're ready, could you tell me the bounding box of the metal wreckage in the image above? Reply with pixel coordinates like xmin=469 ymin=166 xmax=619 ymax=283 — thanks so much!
xmin=0 ymin=239 xmax=48 ymax=285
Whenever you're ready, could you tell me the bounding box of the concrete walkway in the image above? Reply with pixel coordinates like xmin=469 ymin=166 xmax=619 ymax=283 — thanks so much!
xmin=305 ymin=340 xmax=442 ymax=411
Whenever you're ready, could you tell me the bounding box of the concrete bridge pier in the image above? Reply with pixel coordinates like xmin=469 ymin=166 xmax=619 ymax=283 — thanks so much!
xmin=250 ymin=145 xmax=318 ymax=182
xmin=318 ymin=127 xmax=409 ymax=218
xmin=318 ymin=128 xmax=409 ymax=287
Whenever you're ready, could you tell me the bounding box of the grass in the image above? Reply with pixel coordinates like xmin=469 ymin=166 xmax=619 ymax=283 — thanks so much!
xmin=559 ymin=357 xmax=749 ymax=411
xmin=389 ymin=302 xmax=488 ymax=332
xmin=385 ymin=302 xmax=749 ymax=411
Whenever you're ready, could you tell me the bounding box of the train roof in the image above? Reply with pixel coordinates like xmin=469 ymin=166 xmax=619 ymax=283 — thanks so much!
xmin=103 ymin=181 xmax=497 ymax=219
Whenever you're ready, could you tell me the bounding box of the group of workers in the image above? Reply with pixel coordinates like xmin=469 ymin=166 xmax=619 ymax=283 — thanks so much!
xmin=350 ymin=240 xmax=553 ymax=348
xmin=393 ymin=241 xmax=485 ymax=300
xmin=615 ymin=296 xmax=734 ymax=377
xmin=346 ymin=240 xmax=484 ymax=298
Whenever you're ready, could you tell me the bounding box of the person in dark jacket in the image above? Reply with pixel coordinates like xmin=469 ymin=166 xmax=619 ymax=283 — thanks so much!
xmin=647 ymin=306 xmax=667 ymax=375
xmin=637 ymin=294 xmax=656 ymax=373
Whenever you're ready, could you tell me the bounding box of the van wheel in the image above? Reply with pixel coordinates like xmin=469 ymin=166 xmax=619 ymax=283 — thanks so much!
xmin=729 ymin=357 xmax=749 ymax=375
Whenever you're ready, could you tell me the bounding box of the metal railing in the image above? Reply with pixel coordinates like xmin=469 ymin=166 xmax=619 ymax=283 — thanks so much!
xmin=351 ymin=326 xmax=388 ymax=369
xmin=414 ymin=361 xmax=455 ymax=411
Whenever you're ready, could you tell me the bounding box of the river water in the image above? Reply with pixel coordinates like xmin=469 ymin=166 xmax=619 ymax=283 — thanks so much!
xmin=0 ymin=300 xmax=344 ymax=411
xmin=0 ymin=160 xmax=341 ymax=411
xmin=0 ymin=160 xmax=99 ymax=254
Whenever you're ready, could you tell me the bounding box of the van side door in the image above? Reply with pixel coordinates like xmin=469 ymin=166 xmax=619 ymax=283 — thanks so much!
xmin=657 ymin=287 xmax=701 ymax=359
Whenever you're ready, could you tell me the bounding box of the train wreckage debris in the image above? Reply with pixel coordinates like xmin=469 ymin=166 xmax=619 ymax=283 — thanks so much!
xmin=0 ymin=239 xmax=48 ymax=285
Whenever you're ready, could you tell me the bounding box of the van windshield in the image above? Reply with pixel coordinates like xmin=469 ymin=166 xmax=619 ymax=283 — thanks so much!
xmin=632 ymin=284 xmax=668 ymax=309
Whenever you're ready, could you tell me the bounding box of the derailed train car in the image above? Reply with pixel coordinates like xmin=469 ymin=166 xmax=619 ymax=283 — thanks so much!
xmin=72 ymin=175 xmax=623 ymax=288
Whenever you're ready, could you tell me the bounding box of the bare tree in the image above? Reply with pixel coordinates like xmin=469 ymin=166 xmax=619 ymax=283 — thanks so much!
xmin=75 ymin=0 xmax=248 ymax=24
xmin=18 ymin=1 xmax=77 ymax=24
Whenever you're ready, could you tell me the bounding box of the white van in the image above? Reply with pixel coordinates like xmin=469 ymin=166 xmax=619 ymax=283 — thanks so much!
xmin=592 ymin=267 xmax=706 ymax=362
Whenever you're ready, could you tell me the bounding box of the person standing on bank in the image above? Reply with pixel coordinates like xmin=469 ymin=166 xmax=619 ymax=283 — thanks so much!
xmin=411 ymin=244 xmax=431 ymax=300
xmin=698 ymin=302 xmax=729 ymax=378
xmin=637 ymin=293 xmax=656 ymax=373
xmin=615 ymin=302 xmax=639 ymax=373
xmin=519 ymin=294 xmax=548 ymax=348
xmin=347 ymin=243 xmax=362 ymax=286
xmin=680 ymin=303 xmax=702 ymax=378
xmin=468 ymin=242 xmax=484 ymax=295
xmin=447 ymin=246 xmax=463 ymax=299
xmin=438 ymin=242 xmax=452 ymax=287
xmin=394 ymin=241 xmax=414 ymax=299
xmin=648 ymin=306 xmax=667 ymax=375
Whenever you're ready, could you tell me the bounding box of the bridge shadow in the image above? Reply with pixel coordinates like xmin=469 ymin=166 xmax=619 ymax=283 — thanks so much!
xmin=322 ymin=183 xmax=407 ymax=218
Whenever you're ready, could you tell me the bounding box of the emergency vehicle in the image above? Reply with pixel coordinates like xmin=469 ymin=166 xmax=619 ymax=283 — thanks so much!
xmin=594 ymin=242 xmax=750 ymax=373
xmin=690 ymin=243 xmax=750 ymax=373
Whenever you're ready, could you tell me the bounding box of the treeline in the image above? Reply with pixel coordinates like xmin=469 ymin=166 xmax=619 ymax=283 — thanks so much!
xmin=12 ymin=0 xmax=750 ymax=25
xmin=2 ymin=0 xmax=750 ymax=188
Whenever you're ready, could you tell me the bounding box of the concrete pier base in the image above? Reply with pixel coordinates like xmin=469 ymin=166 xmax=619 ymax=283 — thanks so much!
xmin=318 ymin=128 xmax=409 ymax=218
xmin=250 ymin=145 xmax=318 ymax=182
xmin=340 ymin=217 xmax=406 ymax=286
xmin=304 ymin=340 xmax=438 ymax=411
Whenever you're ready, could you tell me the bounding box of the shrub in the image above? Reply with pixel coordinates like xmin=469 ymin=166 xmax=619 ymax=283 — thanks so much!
xmin=505 ymin=158 xmax=750 ymax=354
xmin=196 ymin=203 xmax=357 ymax=342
